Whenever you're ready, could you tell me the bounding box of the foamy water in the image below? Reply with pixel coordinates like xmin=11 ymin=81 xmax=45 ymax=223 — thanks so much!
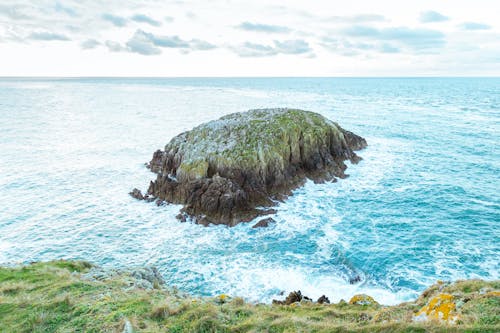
xmin=0 ymin=78 xmax=499 ymax=304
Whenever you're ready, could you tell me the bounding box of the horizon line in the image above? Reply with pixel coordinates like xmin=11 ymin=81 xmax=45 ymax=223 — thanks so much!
xmin=1 ymin=76 xmax=500 ymax=79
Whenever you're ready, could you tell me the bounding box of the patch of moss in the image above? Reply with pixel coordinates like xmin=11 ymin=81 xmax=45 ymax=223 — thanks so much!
xmin=167 ymin=109 xmax=350 ymax=179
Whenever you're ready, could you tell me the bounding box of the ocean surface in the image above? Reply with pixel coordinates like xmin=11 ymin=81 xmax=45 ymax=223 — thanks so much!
xmin=0 ymin=78 xmax=499 ymax=304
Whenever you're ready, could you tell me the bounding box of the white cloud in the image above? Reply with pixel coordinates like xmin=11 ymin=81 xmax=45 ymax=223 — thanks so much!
xmin=131 ymin=14 xmax=162 ymax=27
xmin=419 ymin=11 xmax=449 ymax=23
xmin=459 ymin=22 xmax=491 ymax=30
xmin=0 ymin=0 xmax=499 ymax=76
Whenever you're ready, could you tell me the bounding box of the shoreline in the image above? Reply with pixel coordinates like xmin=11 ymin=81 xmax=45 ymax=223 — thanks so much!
xmin=1 ymin=260 xmax=498 ymax=332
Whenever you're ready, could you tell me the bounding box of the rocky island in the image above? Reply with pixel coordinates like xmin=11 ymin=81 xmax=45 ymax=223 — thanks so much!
xmin=132 ymin=108 xmax=367 ymax=226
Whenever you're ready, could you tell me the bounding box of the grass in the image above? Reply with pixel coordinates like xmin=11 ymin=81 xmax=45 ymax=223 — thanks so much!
xmin=0 ymin=260 xmax=498 ymax=332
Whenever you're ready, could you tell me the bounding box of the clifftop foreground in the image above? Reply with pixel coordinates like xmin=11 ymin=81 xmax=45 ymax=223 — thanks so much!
xmin=133 ymin=109 xmax=367 ymax=226
xmin=0 ymin=261 xmax=498 ymax=332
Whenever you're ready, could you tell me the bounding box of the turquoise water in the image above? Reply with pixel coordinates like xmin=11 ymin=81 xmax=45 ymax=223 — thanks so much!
xmin=0 ymin=78 xmax=498 ymax=304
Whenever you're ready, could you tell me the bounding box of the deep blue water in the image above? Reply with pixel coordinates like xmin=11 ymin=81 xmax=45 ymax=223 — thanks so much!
xmin=0 ymin=78 xmax=498 ymax=304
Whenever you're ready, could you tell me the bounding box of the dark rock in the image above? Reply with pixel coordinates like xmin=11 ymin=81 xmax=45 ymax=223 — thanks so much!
xmin=195 ymin=216 xmax=211 ymax=227
xmin=156 ymin=199 xmax=166 ymax=206
xmin=317 ymin=295 xmax=330 ymax=304
xmin=285 ymin=290 xmax=303 ymax=304
xmin=349 ymin=275 xmax=362 ymax=284
xmin=252 ymin=217 xmax=276 ymax=228
xmin=271 ymin=290 xmax=322 ymax=305
xmin=134 ymin=108 xmax=366 ymax=226
xmin=148 ymin=149 xmax=164 ymax=173
xmin=176 ymin=213 xmax=187 ymax=222
xmin=129 ymin=188 xmax=144 ymax=200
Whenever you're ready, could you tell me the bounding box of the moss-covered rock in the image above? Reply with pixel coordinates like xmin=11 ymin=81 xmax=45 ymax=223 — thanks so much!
xmin=138 ymin=108 xmax=367 ymax=226
xmin=349 ymin=294 xmax=379 ymax=306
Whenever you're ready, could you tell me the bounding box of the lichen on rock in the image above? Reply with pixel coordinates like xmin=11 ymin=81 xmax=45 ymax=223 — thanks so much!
xmin=413 ymin=293 xmax=459 ymax=323
xmin=349 ymin=294 xmax=379 ymax=306
xmin=137 ymin=108 xmax=367 ymax=226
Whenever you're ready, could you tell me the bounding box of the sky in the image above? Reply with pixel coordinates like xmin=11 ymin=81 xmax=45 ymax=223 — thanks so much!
xmin=0 ymin=0 xmax=499 ymax=76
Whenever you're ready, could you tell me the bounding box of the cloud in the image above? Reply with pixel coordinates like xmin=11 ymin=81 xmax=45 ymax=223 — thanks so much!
xmin=459 ymin=22 xmax=491 ymax=30
xmin=126 ymin=30 xmax=162 ymax=55
xmin=274 ymin=40 xmax=311 ymax=54
xmin=237 ymin=22 xmax=291 ymax=33
xmin=81 ymin=39 xmax=100 ymax=49
xmin=55 ymin=2 xmax=78 ymax=17
xmin=104 ymin=30 xmax=216 ymax=56
xmin=320 ymin=37 xmax=400 ymax=56
xmin=233 ymin=39 xmax=312 ymax=57
xmin=131 ymin=14 xmax=161 ymax=27
xmin=342 ymin=25 xmax=379 ymax=37
xmin=326 ymin=14 xmax=386 ymax=24
xmin=342 ymin=25 xmax=446 ymax=50
xmin=190 ymin=39 xmax=216 ymax=50
xmin=379 ymin=43 xmax=400 ymax=53
xmin=0 ymin=4 xmax=30 ymax=20
xmin=138 ymin=30 xmax=215 ymax=50
xmin=102 ymin=13 xmax=127 ymax=27
xmin=233 ymin=42 xmax=278 ymax=57
xmin=419 ymin=11 xmax=449 ymax=23
xmin=146 ymin=33 xmax=189 ymax=48
xmin=105 ymin=40 xmax=127 ymax=52
xmin=28 ymin=32 xmax=70 ymax=41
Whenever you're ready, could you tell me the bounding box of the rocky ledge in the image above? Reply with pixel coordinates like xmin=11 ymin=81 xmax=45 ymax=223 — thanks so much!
xmin=132 ymin=108 xmax=367 ymax=226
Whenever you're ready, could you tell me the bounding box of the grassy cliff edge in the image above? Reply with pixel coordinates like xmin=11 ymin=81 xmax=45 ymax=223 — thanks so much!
xmin=0 ymin=260 xmax=498 ymax=332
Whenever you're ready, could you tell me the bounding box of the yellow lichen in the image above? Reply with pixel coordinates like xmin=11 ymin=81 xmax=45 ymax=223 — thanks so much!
xmin=349 ymin=294 xmax=378 ymax=306
xmin=414 ymin=293 xmax=459 ymax=323
xmin=217 ymin=294 xmax=228 ymax=304
xmin=485 ymin=291 xmax=500 ymax=297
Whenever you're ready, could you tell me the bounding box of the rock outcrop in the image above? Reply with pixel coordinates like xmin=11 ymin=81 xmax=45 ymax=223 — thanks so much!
xmin=136 ymin=108 xmax=367 ymax=226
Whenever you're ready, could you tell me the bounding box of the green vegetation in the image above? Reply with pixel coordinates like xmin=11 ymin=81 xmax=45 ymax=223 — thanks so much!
xmin=1 ymin=260 xmax=499 ymax=332
xmin=168 ymin=109 xmax=348 ymax=182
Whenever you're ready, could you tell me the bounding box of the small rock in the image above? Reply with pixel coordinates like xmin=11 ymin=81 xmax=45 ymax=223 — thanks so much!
xmin=122 ymin=318 xmax=134 ymax=333
xmin=349 ymin=294 xmax=378 ymax=306
xmin=252 ymin=217 xmax=276 ymax=228
xmin=130 ymin=267 xmax=165 ymax=289
xmin=176 ymin=213 xmax=187 ymax=222
xmin=349 ymin=275 xmax=361 ymax=284
xmin=317 ymin=295 xmax=330 ymax=304
xmin=156 ymin=199 xmax=165 ymax=206
xmin=129 ymin=188 xmax=144 ymax=200
xmin=286 ymin=290 xmax=303 ymax=304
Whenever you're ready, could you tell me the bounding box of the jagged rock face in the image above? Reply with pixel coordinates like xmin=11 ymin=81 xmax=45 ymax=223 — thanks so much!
xmin=141 ymin=108 xmax=367 ymax=226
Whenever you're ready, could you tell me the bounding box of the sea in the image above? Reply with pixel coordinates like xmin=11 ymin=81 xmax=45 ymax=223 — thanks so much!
xmin=0 ymin=77 xmax=498 ymax=304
